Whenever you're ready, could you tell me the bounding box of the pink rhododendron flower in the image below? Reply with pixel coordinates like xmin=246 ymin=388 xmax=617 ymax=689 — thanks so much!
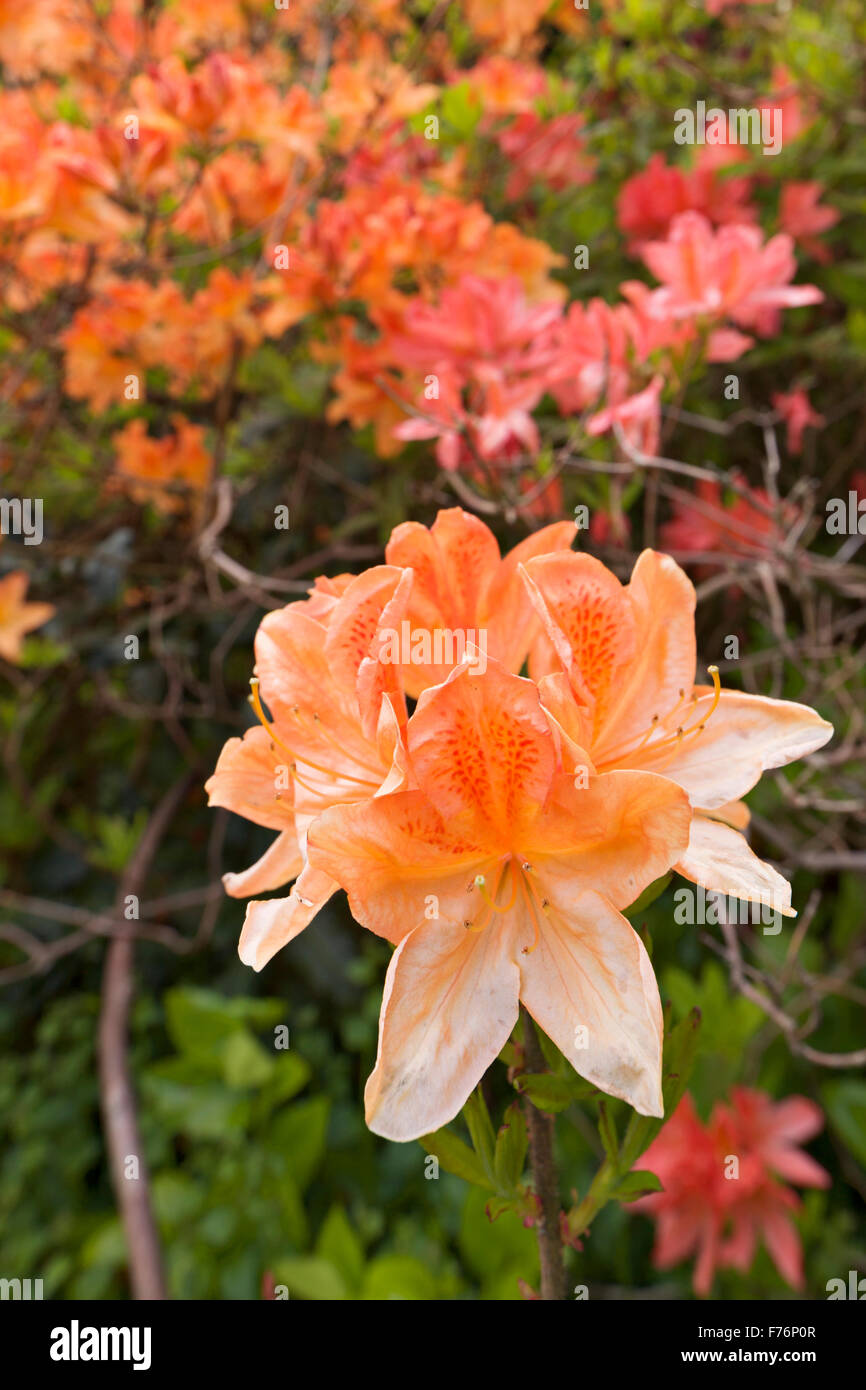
xmin=390 ymin=274 xmax=562 ymax=469
xmin=779 ymin=182 xmax=839 ymax=262
xmin=641 ymin=212 xmax=823 ymax=335
xmin=496 ymin=112 xmax=595 ymax=200
xmin=586 ymin=374 xmax=665 ymax=458
xmin=772 ymin=388 xmax=825 ymax=455
xmin=617 ymin=153 xmax=755 ymax=250
xmin=660 ymin=474 xmax=800 ymax=565
xmin=634 ymin=1088 xmax=829 ymax=1294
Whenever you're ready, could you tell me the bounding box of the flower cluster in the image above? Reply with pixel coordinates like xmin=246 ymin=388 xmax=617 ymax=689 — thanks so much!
xmin=207 ymin=509 xmax=832 ymax=1142
xmin=0 ymin=2 xmax=834 ymax=519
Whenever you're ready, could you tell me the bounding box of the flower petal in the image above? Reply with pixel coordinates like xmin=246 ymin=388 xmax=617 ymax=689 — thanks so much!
xmin=524 ymin=769 xmax=692 ymax=912
xmin=364 ymin=916 xmax=521 ymax=1141
xmin=481 ymin=520 xmax=576 ymax=674
xmin=594 ymin=549 xmax=697 ymax=761
xmin=409 ymin=659 xmax=556 ymax=844
xmin=760 ymin=1207 xmax=804 ymax=1289
xmin=634 ymin=687 xmax=833 ymax=809
xmin=519 ymin=888 xmax=664 ymax=1116
xmin=676 ymin=815 xmax=794 ymax=916
xmin=237 ymin=865 xmax=337 ymax=971
xmin=205 ymin=725 xmax=294 ymax=831
xmin=222 ymin=828 xmax=304 ymax=899
xmin=520 ymin=551 xmax=637 ymax=732
xmin=307 ymin=789 xmax=493 ymax=943
xmin=385 ymin=508 xmax=500 ymax=696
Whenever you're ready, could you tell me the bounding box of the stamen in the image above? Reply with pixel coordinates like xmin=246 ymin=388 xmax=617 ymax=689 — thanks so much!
xmin=517 ymin=872 xmax=544 ymax=955
xmin=249 ymin=678 xmax=296 ymax=763
xmin=600 ymin=665 xmax=723 ymax=766
xmin=474 ymin=866 xmax=518 ymax=915
xmin=288 ymin=701 xmax=383 ymax=779
xmin=249 ymin=677 xmax=377 ymax=789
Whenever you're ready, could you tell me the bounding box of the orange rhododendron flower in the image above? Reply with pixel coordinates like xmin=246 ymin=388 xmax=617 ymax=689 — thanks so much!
xmin=521 ymin=549 xmax=833 ymax=916
xmin=384 ymin=506 xmax=575 ymax=696
xmin=0 ymin=570 xmax=55 ymax=662
xmin=308 ymin=658 xmax=692 ymax=1139
xmin=211 ymin=516 xmax=832 ymax=1143
xmin=111 ymin=416 xmax=212 ymax=514
xmin=206 ymin=567 xmax=413 ymax=971
xmin=633 ymin=1088 xmax=829 ymax=1294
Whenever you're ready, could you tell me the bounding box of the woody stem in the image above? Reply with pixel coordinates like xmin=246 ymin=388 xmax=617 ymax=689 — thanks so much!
xmin=521 ymin=1009 xmax=568 ymax=1300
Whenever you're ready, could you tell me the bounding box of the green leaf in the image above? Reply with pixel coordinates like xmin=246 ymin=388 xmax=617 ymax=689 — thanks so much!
xmin=254 ymin=1051 xmax=310 ymax=1113
xmin=624 ymin=872 xmax=671 ymax=918
xmin=612 ymin=1170 xmax=664 ymax=1202
xmin=463 ymin=1088 xmax=497 ymax=1179
xmin=420 ymin=1127 xmax=495 ymax=1190
xmin=823 ymin=1080 xmax=866 ymax=1167
xmin=493 ymin=1103 xmax=528 ymax=1193
xmin=221 ymin=1031 xmax=274 ymax=1089
xmin=164 ymin=987 xmax=248 ymax=1066
xmin=440 ymin=80 xmax=482 ymax=138
xmin=598 ymin=1101 xmax=619 ymax=1162
xmin=80 ymin=1219 xmax=127 ymax=1270
xmin=272 ymin=1256 xmax=347 ymax=1301
xmin=360 ymin=1255 xmax=438 ymax=1301
xmin=514 ymin=1073 xmax=576 ymax=1113
xmin=315 ymin=1207 xmax=364 ymax=1293
xmin=619 ymin=1008 xmax=701 ymax=1170
xmin=268 ymin=1096 xmax=330 ymax=1190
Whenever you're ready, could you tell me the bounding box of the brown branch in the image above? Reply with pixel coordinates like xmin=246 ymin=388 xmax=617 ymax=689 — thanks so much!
xmin=521 ymin=1010 xmax=568 ymax=1300
xmin=98 ymin=773 xmax=194 ymax=1301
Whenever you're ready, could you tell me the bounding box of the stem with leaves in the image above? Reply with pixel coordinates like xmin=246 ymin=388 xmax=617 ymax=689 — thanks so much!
xmin=521 ymin=1010 xmax=568 ymax=1300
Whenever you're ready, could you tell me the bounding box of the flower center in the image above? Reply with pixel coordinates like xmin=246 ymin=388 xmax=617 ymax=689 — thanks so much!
xmin=464 ymin=858 xmax=548 ymax=956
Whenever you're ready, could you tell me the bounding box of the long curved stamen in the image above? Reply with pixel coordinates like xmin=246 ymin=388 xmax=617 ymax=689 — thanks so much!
xmin=249 ymin=679 xmax=377 ymax=788
xmin=474 ymin=862 xmax=518 ymax=914
xmin=517 ymin=869 xmax=547 ymax=955
xmin=289 ymin=703 xmax=383 ymax=779
xmin=249 ymin=678 xmax=296 ymax=762
xmin=644 ymin=664 xmax=721 ymax=754
xmin=600 ymin=665 xmax=723 ymax=765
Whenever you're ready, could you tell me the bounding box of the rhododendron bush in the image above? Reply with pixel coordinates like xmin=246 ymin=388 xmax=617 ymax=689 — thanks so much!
xmin=2 ymin=0 xmax=865 ymax=1310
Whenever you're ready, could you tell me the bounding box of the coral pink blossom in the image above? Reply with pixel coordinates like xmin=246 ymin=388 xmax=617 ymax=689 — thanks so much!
xmin=779 ymin=182 xmax=839 ymax=262
xmin=496 ymin=112 xmax=595 ymax=200
xmin=586 ymin=374 xmax=665 ymax=458
xmin=641 ymin=212 xmax=823 ymax=335
xmin=634 ymin=1088 xmax=829 ymax=1294
xmin=660 ymin=474 xmax=799 ymax=563
xmin=548 ymin=299 xmax=633 ymax=415
xmin=617 ymin=153 xmax=754 ymax=250
xmin=772 ymin=388 xmax=825 ymax=455
xmin=390 ymin=274 xmax=562 ymax=469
